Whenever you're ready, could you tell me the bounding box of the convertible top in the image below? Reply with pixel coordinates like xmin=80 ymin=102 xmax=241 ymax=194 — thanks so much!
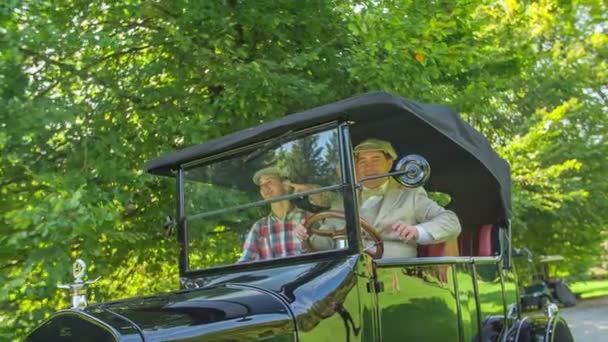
xmin=145 ymin=92 xmax=511 ymax=223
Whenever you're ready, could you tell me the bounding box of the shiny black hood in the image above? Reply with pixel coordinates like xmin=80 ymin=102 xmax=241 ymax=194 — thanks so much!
xmin=27 ymin=254 xmax=361 ymax=342
xmin=27 ymin=284 xmax=294 ymax=342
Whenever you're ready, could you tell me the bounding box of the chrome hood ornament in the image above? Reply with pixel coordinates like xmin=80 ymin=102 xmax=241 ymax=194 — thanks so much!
xmin=57 ymin=259 xmax=101 ymax=309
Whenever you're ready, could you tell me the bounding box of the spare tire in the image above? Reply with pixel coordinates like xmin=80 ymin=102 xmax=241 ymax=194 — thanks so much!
xmin=553 ymin=281 xmax=577 ymax=307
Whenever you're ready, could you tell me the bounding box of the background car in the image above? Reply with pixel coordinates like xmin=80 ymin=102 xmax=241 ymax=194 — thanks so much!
xmin=516 ymin=250 xmax=577 ymax=310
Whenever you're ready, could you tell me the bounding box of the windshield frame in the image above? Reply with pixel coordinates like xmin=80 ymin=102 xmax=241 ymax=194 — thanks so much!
xmin=175 ymin=121 xmax=363 ymax=278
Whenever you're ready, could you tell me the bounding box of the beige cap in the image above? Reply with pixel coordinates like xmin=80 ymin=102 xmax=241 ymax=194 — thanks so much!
xmin=353 ymin=138 xmax=397 ymax=160
xmin=252 ymin=167 xmax=286 ymax=185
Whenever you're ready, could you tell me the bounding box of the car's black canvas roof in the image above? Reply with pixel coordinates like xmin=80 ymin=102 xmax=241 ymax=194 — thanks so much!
xmin=145 ymin=92 xmax=511 ymax=222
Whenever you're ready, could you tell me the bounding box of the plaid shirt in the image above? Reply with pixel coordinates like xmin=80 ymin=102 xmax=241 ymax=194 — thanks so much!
xmin=239 ymin=208 xmax=306 ymax=262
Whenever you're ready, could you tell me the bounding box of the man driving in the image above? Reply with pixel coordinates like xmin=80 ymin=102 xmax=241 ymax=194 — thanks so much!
xmin=355 ymin=138 xmax=461 ymax=258
xmin=238 ymin=167 xmax=311 ymax=262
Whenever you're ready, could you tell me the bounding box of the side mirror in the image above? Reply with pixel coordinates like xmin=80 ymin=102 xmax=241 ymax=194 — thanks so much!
xmin=394 ymin=154 xmax=430 ymax=188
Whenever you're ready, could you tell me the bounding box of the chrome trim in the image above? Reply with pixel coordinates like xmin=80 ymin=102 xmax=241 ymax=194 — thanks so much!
xmin=471 ymin=257 xmax=503 ymax=264
xmin=471 ymin=264 xmax=483 ymax=341
xmin=503 ymin=219 xmax=513 ymax=269
xmin=545 ymin=316 xmax=555 ymax=342
xmin=374 ymin=256 xmax=501 ymax=267
xmin=73 ymin=259 xmax=86 ymax=281
xmin=57 ymin=259 xmax=101 ymax=309
xmin=356 ymin=169 xmax=429 ymax=188
xmin=178 ymin=167 xmax=188 ymax=274
xmin=451 ymin=265 xmax=465 ymax=342
xmin=506 ymin=303 xmax=518 ymax=320
xmin=182 ymin=278 xmax=199 ymax=289
xmin=394 ymin=154 xmax=431 ymax=188
xmin=545 ymin=315 xmax=569 ymax=342
xmin=499 ymin=261 xmax=508 ymax=320
xmin=545 ymin=303 xmax=559 ymax=319
xmin=514 ymin=317 xmax=529 ymax=342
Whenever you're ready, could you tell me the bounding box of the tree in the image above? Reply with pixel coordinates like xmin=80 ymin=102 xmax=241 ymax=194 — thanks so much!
xmin=281 ymin=135 xmax=335 ymax=185
xmin=1 ymin=0 xmax=355 ymax=338
xmin=343 ymin=0 xmax=607 ymax=269
xmin=2 ymin=0 xmax=606 ymax=339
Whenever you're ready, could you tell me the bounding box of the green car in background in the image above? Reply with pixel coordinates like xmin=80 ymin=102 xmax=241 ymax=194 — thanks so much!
xmin=518 ymin=252 xmax=577 ymax=311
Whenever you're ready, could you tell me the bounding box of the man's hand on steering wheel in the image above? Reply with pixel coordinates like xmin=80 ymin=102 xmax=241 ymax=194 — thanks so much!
xmin=303 ymin=210 xmax=384 ymax=259
xmin=294 ymin=220 xmax=309 ymax=241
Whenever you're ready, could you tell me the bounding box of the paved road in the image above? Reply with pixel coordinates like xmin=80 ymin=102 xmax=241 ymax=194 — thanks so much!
xmin=559 ymin=297 xmax=608 ymax=341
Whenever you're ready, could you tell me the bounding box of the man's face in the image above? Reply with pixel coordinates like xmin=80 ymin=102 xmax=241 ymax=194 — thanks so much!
xmin=258 ymin=175 xmax=288 ymax=200
xmin=355 ymin=150 xmax=393 ymax=188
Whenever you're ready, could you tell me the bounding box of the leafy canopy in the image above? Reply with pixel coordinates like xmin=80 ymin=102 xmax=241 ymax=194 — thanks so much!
xmin=1 ymin=0 xmax=606 ymax=339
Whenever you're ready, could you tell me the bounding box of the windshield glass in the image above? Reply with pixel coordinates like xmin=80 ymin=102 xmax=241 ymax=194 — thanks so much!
xmin=184 ymin=127 xmax=347 ymax=270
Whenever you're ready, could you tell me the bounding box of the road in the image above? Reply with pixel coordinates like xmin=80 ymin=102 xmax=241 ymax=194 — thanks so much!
xmin=559 ymin=297 xmax=608 ymax=341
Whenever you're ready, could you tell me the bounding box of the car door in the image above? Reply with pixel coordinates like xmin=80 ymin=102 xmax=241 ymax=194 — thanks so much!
xmin=372 ymin=258 xmax=463 ymax=341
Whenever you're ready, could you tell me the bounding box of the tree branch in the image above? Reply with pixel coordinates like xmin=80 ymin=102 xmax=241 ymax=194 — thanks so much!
xmin=22 ymin=45 xmax=151 ymax=98
xmin=0 ymin=258 xmax=25 ymax=272
xmin=83 ymin=45 xmax=151 ymax=72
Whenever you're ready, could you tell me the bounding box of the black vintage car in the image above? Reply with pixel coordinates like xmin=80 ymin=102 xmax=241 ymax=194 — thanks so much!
xmin=26 ymin=92 xmax=574 ymax=341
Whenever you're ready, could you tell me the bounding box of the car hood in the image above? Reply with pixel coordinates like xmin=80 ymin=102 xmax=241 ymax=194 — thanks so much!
xmin=27 ymin=254 xmax=360 ymax=342
xmin=27 ymin=284 xmax=295 ymax=342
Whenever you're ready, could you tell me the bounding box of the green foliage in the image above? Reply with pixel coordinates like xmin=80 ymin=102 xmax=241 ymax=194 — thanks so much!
xmin=281 ymin=135 xmax=335 ymax=185
xmin=346 ymin=0 xmax=607 ymax=270
xmin=569 ymin=279 xmax=608 ymax=299
xmin=1 ymin=0 xmax=606 ymax=339
xmin=501 ymin=98 xmax=608 ymax=270
xmin=1 ymin=0 xmax=355 ymax=338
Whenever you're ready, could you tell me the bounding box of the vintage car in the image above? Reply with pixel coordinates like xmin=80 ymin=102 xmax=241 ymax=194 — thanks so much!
xmin=26 ymin=92 xmax=574 ymax=341
xmin=516 ymin=251 xmax=577 ymax=311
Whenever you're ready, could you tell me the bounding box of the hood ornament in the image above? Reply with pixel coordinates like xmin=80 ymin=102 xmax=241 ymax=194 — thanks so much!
xmin=57 ymin=259 xmax=101 ymax=309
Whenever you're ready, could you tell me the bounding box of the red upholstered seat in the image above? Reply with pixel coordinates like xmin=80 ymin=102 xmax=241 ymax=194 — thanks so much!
xmin=458 ymin=228 xmax=475 ymax=256
xmin=419 ymin=223 xmax=497 ymax=258
xmin=477 ymin=224 xmax=495 ymax=256
xmin=413 ymin=224 xmax=498 ymax=285
xmin=417 ymin=238 xmax=459 ymax=257
xmin=417 ymin=243 xmax=443 ymax=257
xmin=416 ymin=239 xmax=458 ymax=284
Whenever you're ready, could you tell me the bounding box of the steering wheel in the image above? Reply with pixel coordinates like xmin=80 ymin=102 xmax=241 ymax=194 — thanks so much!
xmin=303 ymin=210 xmax=384 ymax=259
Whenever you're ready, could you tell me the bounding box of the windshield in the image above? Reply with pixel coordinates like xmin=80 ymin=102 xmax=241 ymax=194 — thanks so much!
xmin=183 ymin=127 xmax=347 ymax=270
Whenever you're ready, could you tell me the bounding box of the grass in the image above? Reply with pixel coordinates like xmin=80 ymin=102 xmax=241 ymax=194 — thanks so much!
xmin=568 ymin=279 xmax=608 ymax=299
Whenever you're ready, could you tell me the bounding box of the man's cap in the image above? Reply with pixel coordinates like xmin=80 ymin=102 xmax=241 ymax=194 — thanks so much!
xmin=353 ymin=138 xmax=397 ymax=159
xmin=252 ymin=166 xmax=286 ymax=185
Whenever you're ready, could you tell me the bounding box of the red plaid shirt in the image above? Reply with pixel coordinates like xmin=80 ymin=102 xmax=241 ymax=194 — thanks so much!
xmin=239 ymin=208 xmax=306 ymax=262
